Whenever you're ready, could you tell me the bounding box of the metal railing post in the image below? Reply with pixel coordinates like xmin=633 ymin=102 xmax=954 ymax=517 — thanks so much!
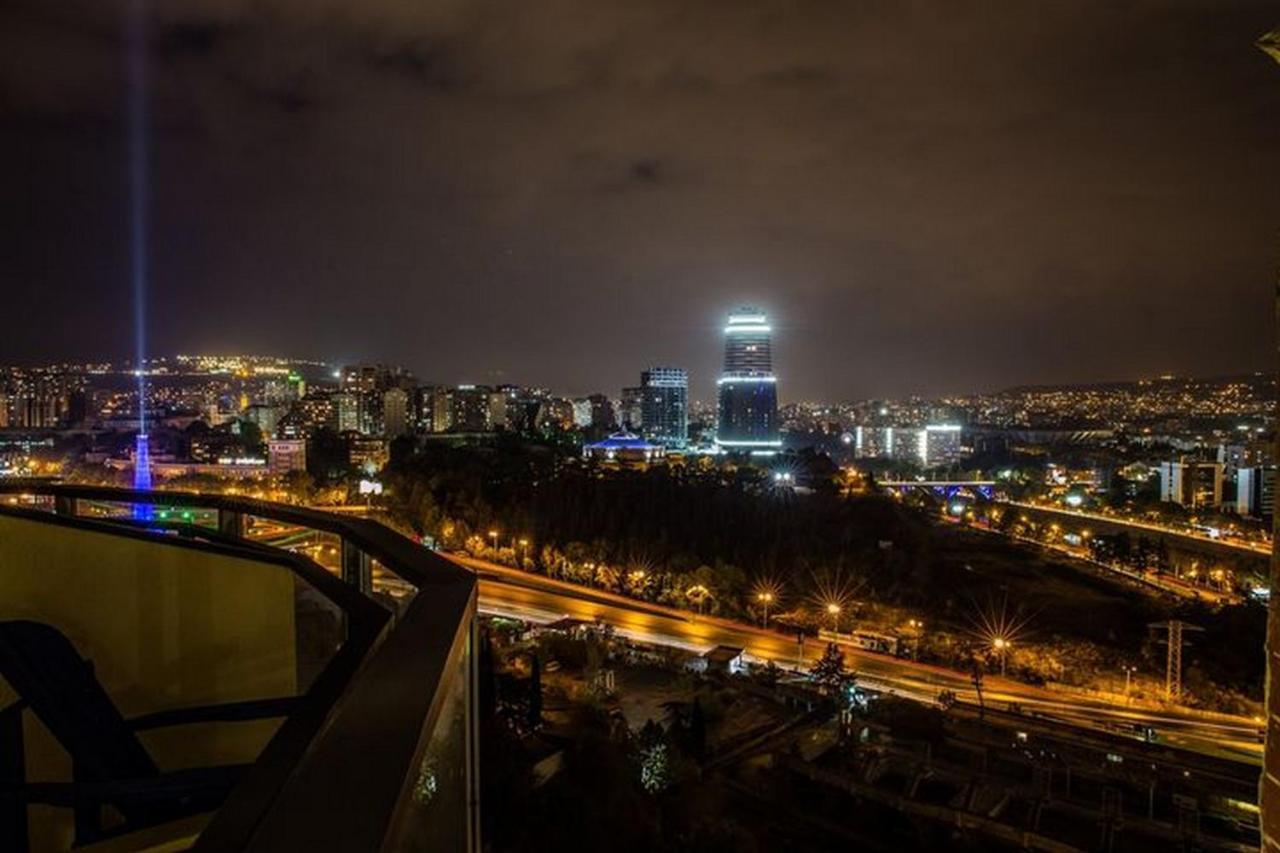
xmin=341 ymin=538 xmax=372 ymax=595
xmin=217 ymin=509 xmax=246 ymax=539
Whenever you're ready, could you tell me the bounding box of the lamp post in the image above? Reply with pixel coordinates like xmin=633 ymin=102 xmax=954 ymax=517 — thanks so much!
xmin=1122 ymin=665 xmax=1137 ymax=704
xmin=826 ymin=602 xmax=841 ymax=634
xmin=518 ymin=538 xmax=529 ymax=568
xmin=992 ymin=636 xmax=1009 ymax=676
xmin=488 ymin=529 xmax=498 ymax=555
xmin=757 ymin=591 xmax=774 ymax=628
xmin=907 ymin=618 xmax=924 ymax=660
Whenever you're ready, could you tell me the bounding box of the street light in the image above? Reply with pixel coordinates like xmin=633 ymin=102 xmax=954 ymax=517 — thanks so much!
xmin=756 ymin=590 xmax=774 ymax=628
xmin=488 ymin=529 xmax=499 ymax=554
xmin=1121 ymin=665 xmax=1137 ymax=703
xmin=826 ymin=602 xmax=842 ymax=634
xmin=907 ymin=618 xmax=925 ymax=660
xmin=518 ymin=537 xmax=529 ymax=567
xmin=687 ymin=584 xmax=710 ymax=617
xmin=992 ymin=636 xmax=1009 ymax=675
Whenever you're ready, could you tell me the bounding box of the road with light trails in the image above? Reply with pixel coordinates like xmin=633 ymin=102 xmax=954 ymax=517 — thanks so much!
xmin=450 ymin=553 xmax=1264 ymax=764
xmin=246 ymin=519 xmax=1263 ymax=763
xmin=1000 ymin=499 xmax=1272 ymax=557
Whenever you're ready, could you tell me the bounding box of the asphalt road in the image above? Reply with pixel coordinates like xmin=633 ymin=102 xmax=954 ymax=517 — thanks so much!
xmin=1000 ymin=499 xmax=1272 ymax=557
xmin=451 ymin=553 xmax=1265 ymax=763
xmin=247 ymin=520 xmax=1264 ymax=764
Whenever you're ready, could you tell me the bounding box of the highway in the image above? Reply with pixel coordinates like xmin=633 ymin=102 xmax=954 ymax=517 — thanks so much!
xmin=246 ymin=519 xmax=1265 ymax=764
xmin=451 ymin=554 xmax=1265 ymax=763
xmin=1000 ymin=499 xmax=1272 ymax=557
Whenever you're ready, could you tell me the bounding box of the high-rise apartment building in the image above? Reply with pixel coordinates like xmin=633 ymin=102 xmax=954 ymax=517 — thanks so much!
xmin=716 ymin=307 xmax=779 ymax=450
xmin=571 ymin=398 xmax=593 ymax=428
xmin=331 ymin=392 xmax=361 ymax=434
xmin=382 ymin=387 xmax=410 ymax=439
xmin=451 ymin=385 xmax=492 ymax=432
xmin=1158 ymin=459 xmax=1223 ymax=508
xmin=640 ymin=367 xmax=688 ymax=448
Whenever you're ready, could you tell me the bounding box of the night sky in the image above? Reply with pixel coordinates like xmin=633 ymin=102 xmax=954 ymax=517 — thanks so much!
xmin=4 ymin=1 xmax=1280 ymax=401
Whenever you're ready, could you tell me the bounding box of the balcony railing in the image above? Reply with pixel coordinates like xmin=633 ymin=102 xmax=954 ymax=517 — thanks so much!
xmin=0 ymin=482 xmax=478 ymax=852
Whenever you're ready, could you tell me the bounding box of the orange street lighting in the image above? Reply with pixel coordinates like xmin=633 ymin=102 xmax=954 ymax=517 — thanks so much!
xmin=826 ymin=601 xmax=842 ymax=633
xmin=992 ymin=636 xmax=1011 ymax=675
xmin=686 ymin=584 xmax=711 ymax=616
xmin=752 ymin=577 xmax=783 ymax=627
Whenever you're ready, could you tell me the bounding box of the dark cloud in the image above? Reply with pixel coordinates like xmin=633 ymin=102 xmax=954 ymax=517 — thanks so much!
xmin=2 ymin=0 xmax=1279 ymax=400
xmin=368 ymin=40 xmax=473 ymax=92
xmin=753 ymin=65 xmax=839 ymax=90
xmin=156 ymin=20 xmax=237 ymax=59
xmin=629 ymin=159 xmax=661 ymax=185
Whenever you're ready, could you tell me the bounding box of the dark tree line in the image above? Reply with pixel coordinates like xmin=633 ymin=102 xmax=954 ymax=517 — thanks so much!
xmin=383 ymin=436 xmax=941 ymax=610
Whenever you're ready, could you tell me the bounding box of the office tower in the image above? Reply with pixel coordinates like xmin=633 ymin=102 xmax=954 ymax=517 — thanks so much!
xmin=588 ymin=393 xmax=617 ymax=432
xmin=1158 ymin=459 xmax=1223 ymax=508
xmin=571 ymin=398 xmax=593 ymax=428
xmin=382 ymin=387 xmax=410 ymax=439
xmin=1238 ymin=466 xmax=1277 ymax=520
xmin=639 ymin=367 xmax=688 ymax=448
xmin=620 ymin=386 xmax=644 ymax=431
xmin=716 ymin=306 xmax=779 ymax=450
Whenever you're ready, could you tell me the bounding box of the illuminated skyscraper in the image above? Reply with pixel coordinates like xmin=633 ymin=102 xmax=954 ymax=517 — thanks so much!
xmin=715 ymin=306 xmax=780 ymax=450
xmin=640 ymin=367 xmax=687 ymax=448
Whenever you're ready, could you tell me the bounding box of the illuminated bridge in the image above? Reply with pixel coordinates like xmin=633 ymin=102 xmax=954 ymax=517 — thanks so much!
xmin=877 ymin=480 xmax=998 ymax=500
xmin=0 ymin=483 xmax=478 ymax=852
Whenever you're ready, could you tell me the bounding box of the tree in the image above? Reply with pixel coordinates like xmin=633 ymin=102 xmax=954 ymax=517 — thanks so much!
xmin=637 ymin=719 xmax=672 ymax=794
xmin=811 ymin=642 xmax=846 ymax=694
xmin=970 ymin=658 xmax=986 ymax=721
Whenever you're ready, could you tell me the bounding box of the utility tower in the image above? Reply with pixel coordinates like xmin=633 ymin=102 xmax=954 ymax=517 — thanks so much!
xmin=1148 ymin=620 xmax=1202 ymax=701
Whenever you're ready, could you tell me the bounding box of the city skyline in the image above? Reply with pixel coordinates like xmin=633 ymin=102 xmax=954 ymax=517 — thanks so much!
xmin=4 ymin=2 xmax=1280 ymax=401
xmin=0 ymin=348 xmax=1275 ymax=407
xmin=4 ymin=5 xmax=1280 ymax=851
